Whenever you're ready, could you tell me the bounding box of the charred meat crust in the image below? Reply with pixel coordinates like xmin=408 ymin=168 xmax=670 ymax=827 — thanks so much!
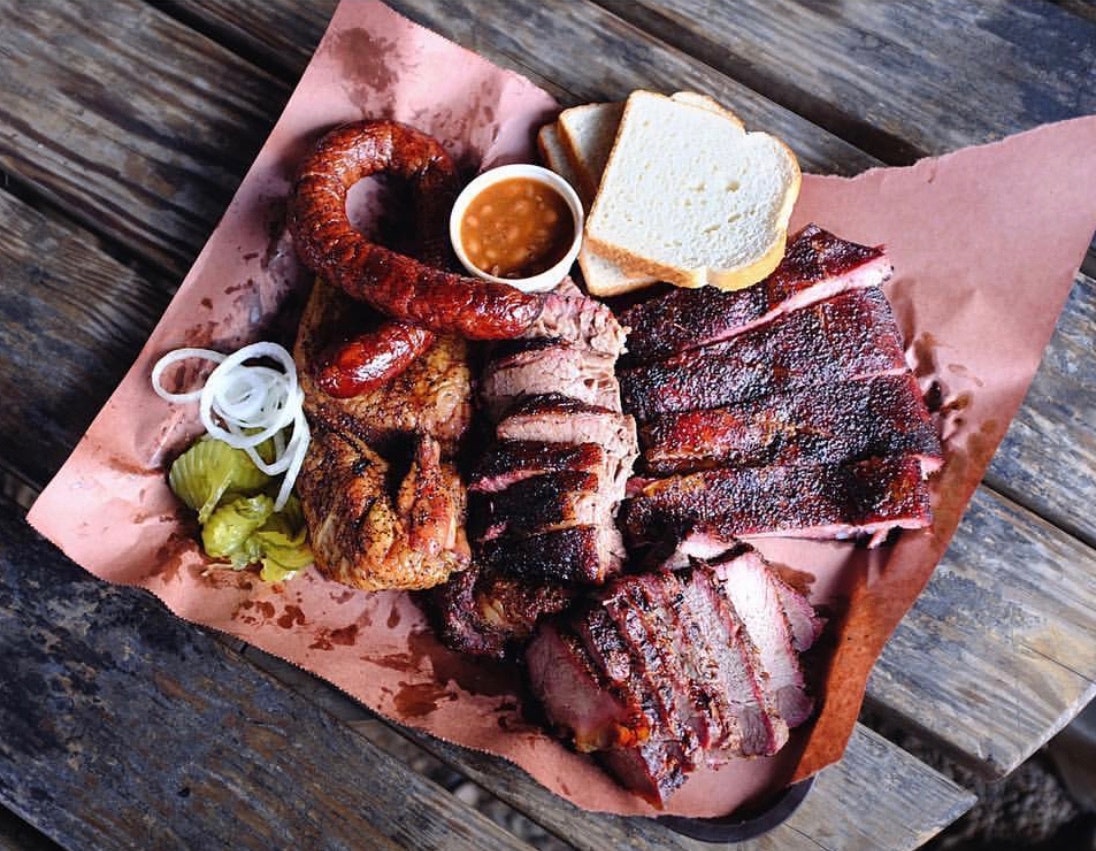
xmin=619 ymin=223 xmax=893 ymax=365
xmin=638 ymin=373 xmax=944 ymax=476
xmin=619 ymin=286 xmax=907 ymax=421
xmin=622 ymin=456 xmax=933 ymax=547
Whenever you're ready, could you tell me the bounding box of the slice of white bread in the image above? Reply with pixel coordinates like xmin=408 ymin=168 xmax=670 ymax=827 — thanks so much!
xmin=585 ymin=90 xmax=801 ymax=291
xmin=557 ymin=101 xmax=624 ymax=202
xmin=555 ymin=93 xmax=749 ymax=296
xmin=536 ymin=122 xmax=585 ymax=198
xmin=539 ymin=118 xmax=657 ymax=296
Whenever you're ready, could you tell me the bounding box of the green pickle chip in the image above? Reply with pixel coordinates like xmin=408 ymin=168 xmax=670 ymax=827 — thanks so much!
xmin=169 ymin=435 xmax=271 ymax=524
xmin=202 ymin=494 xmax=275 ymax=566
xmin=170 ymin=435 xmax=312 ymax=581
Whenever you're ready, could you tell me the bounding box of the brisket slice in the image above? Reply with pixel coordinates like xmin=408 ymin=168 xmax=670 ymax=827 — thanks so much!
xmin=427 ymin=565 xmax=576 ymax=660
xmin=599 ymin=584 xmax=703 ymax=766
xmin=525 ymin=622 xmax=649 ymax=752
xmin=630 ymin=573 xmax=723 ymax=751
xmin=622 ymin=455 xmax=933 ymax=548
xmin=571 ymin=605 xmax=691 ymax=802
xmin=639 ymin=373 xmax=944 ymax=476
xmin=478 ymin=524 xmax=624 ymax=584
xmin=620 ymin=224 xmax=893 ymax=365
xmin=619 ymin=286 xmax=907 ymax=420
xmin=480 ymin=342 xmax=621 ymax=421
xmin=681 ymin=569 xmax=787 ymax=757
xmin=495 ymin=394 xmax=638 ymax=507
xmin=522 ymin=289 xmax=629 ymax=358
xmin=711 ymin=550 xmax=814 ymax=727
xmin=467 ymin=440 xmax=606 ymax=493
xmin=496 ymin=394 xmax=637 ymax=458
xmin=470 ymin=470 xmax=602 ymax=542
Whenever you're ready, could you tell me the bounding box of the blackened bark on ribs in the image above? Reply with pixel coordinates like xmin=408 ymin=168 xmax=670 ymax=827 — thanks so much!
xmin=620 ymin=224 xmax=893 ymax=365
xmin=619 ymin=287 xmax=907 ymax=421
xmin=622 ymin=456 xmax=933 ymax=548
xmin=639 ymin=374 xmax=944 ymax=475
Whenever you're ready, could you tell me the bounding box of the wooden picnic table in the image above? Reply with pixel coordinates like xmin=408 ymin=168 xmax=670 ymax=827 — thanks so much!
xmin=0 ymin=1 xmax=1093 ymax=848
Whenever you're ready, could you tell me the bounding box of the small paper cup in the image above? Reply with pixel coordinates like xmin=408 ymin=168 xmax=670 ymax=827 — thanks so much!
xmin=449 ymin=163 xmax=584 ymax=293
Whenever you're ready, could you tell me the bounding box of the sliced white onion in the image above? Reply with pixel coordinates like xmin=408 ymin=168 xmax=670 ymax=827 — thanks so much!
xmin=151 ymin=347 xmax=226 ymax=403
xmin=151 ymin=342 xmax=311 ymax=510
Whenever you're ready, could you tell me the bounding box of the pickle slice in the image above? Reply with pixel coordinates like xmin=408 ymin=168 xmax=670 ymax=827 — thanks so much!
xmin=168 ymin=435 xmax=271 ymax=524
xmin=202 ymin=494 xmax=275 ymax=567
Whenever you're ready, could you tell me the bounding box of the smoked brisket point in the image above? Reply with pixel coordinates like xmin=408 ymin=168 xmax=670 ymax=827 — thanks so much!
xmin=526 ymin=547 xmax=820 ymax=807
xmin=433 ymin=284 xmax=638 ymax=659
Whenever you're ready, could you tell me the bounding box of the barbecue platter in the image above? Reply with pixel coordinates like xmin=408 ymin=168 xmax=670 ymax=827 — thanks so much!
xmin=238 ymin=88 xmax=944 ymax=808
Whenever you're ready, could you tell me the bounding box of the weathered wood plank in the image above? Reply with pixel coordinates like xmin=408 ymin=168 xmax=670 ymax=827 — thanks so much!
xmin=0 ymin=190 xmax=172 ymax=496
xmin=867 ymin=484 xmax=1096 ymax=777
xmin=596 ymin=0 xmax=1096 ymax=163
xmin=0 ymin=0 xmax=289 ymax=280
xmin=983 ymin=272 xmax=1096 ymax=546
xmin=380 ymin=721 xmax=974 ymax=851
xmin=157 ymin=0 xmax=334 ymax=81
xmin=0 ymin=502 xmax=534 ymax=851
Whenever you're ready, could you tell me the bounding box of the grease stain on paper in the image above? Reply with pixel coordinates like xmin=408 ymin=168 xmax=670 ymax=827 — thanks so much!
xmin=394 ymin=680 xmax=456 ymax=717
xmin=328 ymin=27 xmax=400 ymax=113
xmin=309 ymin=623 xmax=359 ymax=651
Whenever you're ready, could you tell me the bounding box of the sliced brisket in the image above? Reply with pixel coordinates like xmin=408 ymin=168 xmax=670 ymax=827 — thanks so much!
xmin=478 ymin=524 xmax=625 ymax=584
xmin=525 ymin=621 xmax=649 ymax=752
xmin=620 ymin=224 xmax=893 ymax=365
xmin=467 ymin=440 xmax=606 ymax=493
xmin=470 ymin=469 xmax=603 ymax=542
xmin=480 ymin=342 xmax=621 ymax=420
xmin=526 ymin=554 xmax=820 ymax=806
xmin=522 ymin=289 xmax=629 ymax=358
xmin=495 ymin=394 xmax=638 ymax=509
xmin=711 ymin=549 xmax=814 ymax=727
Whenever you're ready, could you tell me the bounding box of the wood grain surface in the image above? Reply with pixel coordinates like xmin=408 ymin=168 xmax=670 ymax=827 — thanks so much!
xmin=0 ymin=504 xmax=533 ymax=851
xmin=0 ymin=0 xmax=1093 ymax=846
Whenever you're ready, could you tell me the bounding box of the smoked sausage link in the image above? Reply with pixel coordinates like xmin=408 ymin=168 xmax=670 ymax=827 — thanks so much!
xmin=289 ymin=120 xmax=545 ymax=340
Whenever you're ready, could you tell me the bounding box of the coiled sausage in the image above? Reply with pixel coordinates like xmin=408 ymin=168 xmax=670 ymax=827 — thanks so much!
xmin=289 ymin=120 xmax=545 ymax=341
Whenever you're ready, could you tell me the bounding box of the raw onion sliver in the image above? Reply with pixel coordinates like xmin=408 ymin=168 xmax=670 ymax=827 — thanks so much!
xmin=151 ymin=342 xmax=311 ymax=510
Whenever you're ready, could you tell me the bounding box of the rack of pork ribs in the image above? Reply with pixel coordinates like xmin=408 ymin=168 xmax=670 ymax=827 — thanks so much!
xmin=428 ymin=225 xmax=943 ymax=807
